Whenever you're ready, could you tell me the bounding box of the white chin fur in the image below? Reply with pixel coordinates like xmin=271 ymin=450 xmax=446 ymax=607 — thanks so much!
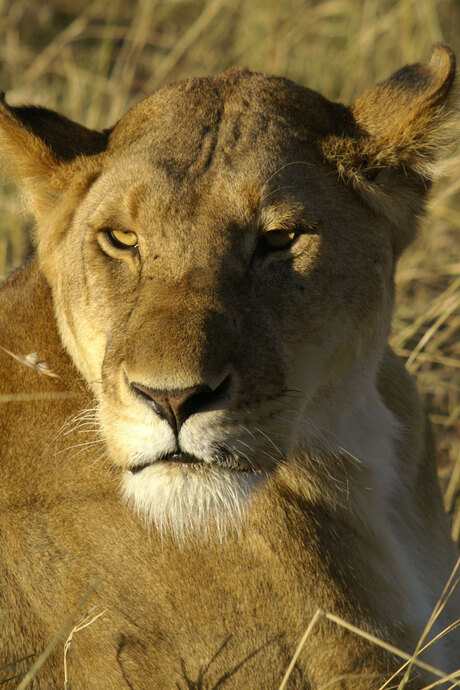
xmin=122 ymin=462 xmax=263 ymax=541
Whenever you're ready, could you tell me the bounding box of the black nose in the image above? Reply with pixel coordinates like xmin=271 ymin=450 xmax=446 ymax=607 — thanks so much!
xmin=129 ymin=375 xmax=232 ymax=435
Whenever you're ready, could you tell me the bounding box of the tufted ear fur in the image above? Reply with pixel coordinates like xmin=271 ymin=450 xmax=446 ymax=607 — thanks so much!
xmin=0 ymin=95 xmax=109 ymax=225
xmin=321 ymin=44 xmax=457 ymax=255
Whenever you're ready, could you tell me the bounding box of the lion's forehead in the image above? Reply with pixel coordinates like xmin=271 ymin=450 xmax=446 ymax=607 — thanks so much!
xmin=105 ymin=68 xmax=347 ymax=181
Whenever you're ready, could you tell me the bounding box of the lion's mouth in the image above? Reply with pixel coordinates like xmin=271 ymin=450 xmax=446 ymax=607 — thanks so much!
xmin=128 ymin=450 xmax=256 ymax=475
xmin=129 ymin=452 xmax=200 ymax=474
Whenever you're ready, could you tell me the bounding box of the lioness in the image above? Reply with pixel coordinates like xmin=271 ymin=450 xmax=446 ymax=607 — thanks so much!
xmin=0 ymin=44 xmax=458 ymax=688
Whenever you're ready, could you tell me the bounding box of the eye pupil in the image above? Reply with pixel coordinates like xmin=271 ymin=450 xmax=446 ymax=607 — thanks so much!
xmin=106 ymin=229 xmax=138 ymax=249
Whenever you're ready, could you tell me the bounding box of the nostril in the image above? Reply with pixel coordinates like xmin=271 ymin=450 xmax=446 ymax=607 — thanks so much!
xmin=130 ymin=382 xmax=157 ymax=404
xmin=184 ymin=374 xmax=232 ymax=417
xmin=129 ymin=374 xmax=233 ymax=435
xmin=130 ymin=381 xmax=180 ymax=434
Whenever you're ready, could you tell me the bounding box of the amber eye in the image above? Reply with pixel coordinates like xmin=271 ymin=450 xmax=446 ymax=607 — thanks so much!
xmin=262 ymin=229 xmax=298 ymax=250
xmin=105 ymin=229 xmax=138 ymax=249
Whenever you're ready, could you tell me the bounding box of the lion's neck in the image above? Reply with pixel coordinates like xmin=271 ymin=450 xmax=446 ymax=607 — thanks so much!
xmin=283 ymin=369 xmax=445 ymax=654
xmin=297 ymin=361 xmax=401 ymax=485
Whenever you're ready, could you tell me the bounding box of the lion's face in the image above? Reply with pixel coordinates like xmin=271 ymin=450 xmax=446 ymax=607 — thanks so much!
xmin=40 ymin=72 xmax=395 ymax=533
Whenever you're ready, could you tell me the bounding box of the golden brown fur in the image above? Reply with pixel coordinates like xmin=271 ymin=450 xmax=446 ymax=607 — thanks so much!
xmin=0 ymin=45 xmax=458 ymax=688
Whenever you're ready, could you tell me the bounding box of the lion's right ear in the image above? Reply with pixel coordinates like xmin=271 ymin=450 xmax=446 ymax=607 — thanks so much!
xmin=0 ymin=95 xmax=109 ymax=223
xmin=320 ymin=44 xmax=457 ymax=255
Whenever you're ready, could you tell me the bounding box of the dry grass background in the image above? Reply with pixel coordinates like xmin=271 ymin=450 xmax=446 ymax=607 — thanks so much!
xmin=0 ymin=0 xmax=459 ymax=685
xmin=1 ymin=0 xmax=458 ymax=537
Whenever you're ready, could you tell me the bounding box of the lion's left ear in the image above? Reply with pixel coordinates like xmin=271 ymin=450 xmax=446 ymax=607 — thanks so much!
xmin=321 ymin=43 xmax=456 ymax=254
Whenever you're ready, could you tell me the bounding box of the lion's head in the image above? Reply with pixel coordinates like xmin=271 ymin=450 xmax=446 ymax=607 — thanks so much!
xmin=0 ymin=45 xmax=455 ymax=537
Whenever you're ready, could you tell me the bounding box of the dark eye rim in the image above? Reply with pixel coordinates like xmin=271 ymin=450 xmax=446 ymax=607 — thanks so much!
xmin=103 ymin=229 xmax=139 ymax=251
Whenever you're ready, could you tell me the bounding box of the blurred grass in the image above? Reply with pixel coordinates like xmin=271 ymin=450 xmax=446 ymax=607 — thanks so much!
xmin=0 ymin=0 xmax=458 ymax=538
